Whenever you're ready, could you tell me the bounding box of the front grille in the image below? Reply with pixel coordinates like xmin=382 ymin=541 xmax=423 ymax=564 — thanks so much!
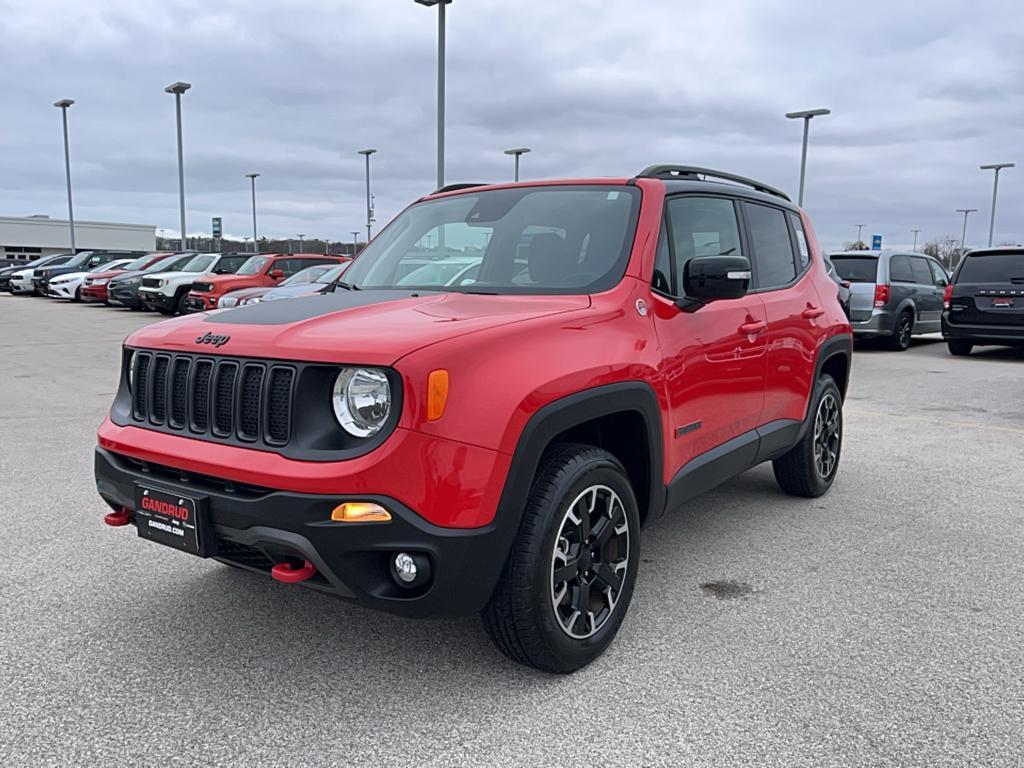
xmin=215 ymin=538 xmax=276 ymax=571
xmin=131 ymin=351 xmax=294 ymax=446
xmin=141 ymin=277 xmax=162 ymax=288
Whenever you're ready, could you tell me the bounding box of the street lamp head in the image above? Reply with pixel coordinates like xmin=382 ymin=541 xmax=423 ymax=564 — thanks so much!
xmin=414 ymin=0 xmax=452 ymax=5
xmin=504 ymin=147 xmax=531 ymax=156
xmin=786 ymin=108 xmax=831 ymax=120
xmin=53 ymin=99 xmax=75 ymax=109
xmin=956 ymin=208 xmax=978 ymax=214
xmin=164 ymin=81 xmax=192 ymax=95
xmin=358 ymin=148 xmax=378 ymax=156
xmin=980 ymin=163 xmax=1015 ymax=170
xmin=245 ymin=172 xmax=260 ymax=179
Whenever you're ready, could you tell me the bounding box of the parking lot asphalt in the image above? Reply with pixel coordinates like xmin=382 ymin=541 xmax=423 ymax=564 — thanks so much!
xmin=2 ymin=293 xmax=1023 ymax=767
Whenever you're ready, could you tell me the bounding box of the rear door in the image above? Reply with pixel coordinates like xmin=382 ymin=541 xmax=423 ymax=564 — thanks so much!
xmin=909 ymin=255 xmax=943 ymax=330
xmin=948 ymin=250 xmax=1024 ymax=330
xmin=830 ymin=254 xmax=879 ymax=321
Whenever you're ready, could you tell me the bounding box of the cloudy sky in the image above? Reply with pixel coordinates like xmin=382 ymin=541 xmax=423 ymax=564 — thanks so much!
xmin=2 ymin=0 xmax=1021 ymax=250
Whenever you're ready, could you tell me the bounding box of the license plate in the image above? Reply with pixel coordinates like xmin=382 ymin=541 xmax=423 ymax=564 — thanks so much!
xmin=992 ymin=299 xmax=1014 ymax=308
xmin=134 ymin=485 xmax=204 ymax=555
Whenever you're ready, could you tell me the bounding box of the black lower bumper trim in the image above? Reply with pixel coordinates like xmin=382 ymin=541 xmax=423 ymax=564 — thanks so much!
xmin=94 ymin=446 xmax=509 ymax=618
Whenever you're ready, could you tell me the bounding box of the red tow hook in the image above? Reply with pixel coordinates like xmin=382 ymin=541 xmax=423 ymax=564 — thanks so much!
xmin=104 ymin=506 xmax=133 ymax=527
xmin=271 ymin=559 xmax=316 ymax=584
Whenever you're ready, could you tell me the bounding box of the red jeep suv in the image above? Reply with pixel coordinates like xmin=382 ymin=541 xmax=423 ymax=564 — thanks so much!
xmin=184 ymin=253 xmax=346 ymax=311
xmin=95 ymin=166 xmax=851 ymax=672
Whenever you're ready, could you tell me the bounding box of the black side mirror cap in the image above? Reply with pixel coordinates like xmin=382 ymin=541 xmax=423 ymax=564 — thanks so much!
xmin=676 ymin=254 xmax=751 ymax=312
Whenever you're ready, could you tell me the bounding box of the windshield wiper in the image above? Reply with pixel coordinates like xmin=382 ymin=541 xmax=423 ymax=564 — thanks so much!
xmin=324 ymin=280 xmax=360 ymax=292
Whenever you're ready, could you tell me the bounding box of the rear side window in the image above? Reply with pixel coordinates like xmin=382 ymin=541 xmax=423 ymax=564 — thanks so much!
xmin=744 ymin=202 xmax=797 ymax=289
xmin=830 ymin=256 xmax=878 ymax=283
xmin=910 ymin=257 xmax=934 ymax=285
xmin=788 ymin=212 xmax=810 ymax=269
xmin=956 ymin=252 xmax=1024 ymax=283
xmin=927 ymin=260 xmax=949 ymax=287
xmin=662 ymin=196 xmax=744 ymax=296
xmin=889 ymin=255 xmax=914 ymax=283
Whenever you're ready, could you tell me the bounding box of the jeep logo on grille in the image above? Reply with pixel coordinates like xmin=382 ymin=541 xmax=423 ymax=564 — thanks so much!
xmin=195 ymin=331 xmax=231 ymax=348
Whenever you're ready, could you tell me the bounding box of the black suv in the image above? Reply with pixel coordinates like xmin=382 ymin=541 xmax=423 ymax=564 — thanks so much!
xmin=942 ymin=246 xmax=1024 ymax=355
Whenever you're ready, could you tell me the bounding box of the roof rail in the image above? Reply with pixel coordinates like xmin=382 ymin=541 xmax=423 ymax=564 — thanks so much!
xmin=431 ymin=182 xmax=487 ymax=195
xmin=634 ymin=165 xmax=791 ymax=202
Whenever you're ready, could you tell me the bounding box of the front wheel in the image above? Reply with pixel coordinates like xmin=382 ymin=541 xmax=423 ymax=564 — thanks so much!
xmin=482 ymin=443 xmax=640 ymax=673
xmin=773 ymin=374 xmax=843 ymax=497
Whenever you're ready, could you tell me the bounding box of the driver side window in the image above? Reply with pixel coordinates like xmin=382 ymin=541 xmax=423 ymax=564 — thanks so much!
xmin=656 ymin=196 xmax=743 ymax=296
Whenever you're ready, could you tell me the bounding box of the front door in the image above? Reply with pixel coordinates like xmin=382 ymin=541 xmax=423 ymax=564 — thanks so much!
xmin=651 ymin=195 xmax=767 ymax=476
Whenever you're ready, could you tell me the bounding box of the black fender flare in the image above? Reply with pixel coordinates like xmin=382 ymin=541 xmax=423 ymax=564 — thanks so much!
xmin=494 ymin=381 xmax=666 ymax=539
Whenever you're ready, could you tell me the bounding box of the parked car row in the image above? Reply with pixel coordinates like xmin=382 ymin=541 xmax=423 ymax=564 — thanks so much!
xmin=1 ymin=250 xmax=352 ymax=315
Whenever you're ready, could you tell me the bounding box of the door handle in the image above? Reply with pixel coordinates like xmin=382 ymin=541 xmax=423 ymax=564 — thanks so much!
xmin=739 ymin=320 xmax=767 ymax=335
xmin=801 ymin=306 xmax=825 ymax=319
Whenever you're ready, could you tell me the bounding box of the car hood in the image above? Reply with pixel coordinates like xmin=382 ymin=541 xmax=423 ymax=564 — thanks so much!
xmin=198 ymin=274 xmax=259 ymax=292
xmin=147 ymin=270 xmax=206 ymax=283
xmin=262 ymin=283 xmax=324 ymax=301
xmin=88 ymin=269 xmax=128 ymax=280
xmin=223 ymin=286 xmax=270 ymax=301
xmin=126 ymin=290 xmax=592 ymax=366
xmin=51 ymin=271 xmax=89 ymax=283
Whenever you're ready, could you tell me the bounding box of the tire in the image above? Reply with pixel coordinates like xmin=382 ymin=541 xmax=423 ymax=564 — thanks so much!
xmin=885 ymin=311 xmax=913 ymax=351
xmin=174 ymin=290 xmax=190 ymax=315
xmin=947 ymin=340 xmax=973 ymax=356
xmin=482 ymin=443 xmax=641 ymax=673
xmin=773 ymin=374 xmax=843 ymax=498
xmin=73 ymin=286 xmax=81 ymax=302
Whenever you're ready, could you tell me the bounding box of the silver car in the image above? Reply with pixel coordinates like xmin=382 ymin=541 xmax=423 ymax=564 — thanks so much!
xmin=829 ymin=250 xmax=949 ymax=350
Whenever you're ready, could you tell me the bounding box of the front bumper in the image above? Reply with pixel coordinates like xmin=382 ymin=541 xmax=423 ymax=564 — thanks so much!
xmin=48 ymin=282 xmax=78 ymax=299
xmin=10 ymin=278 xmax=35 ymax=294
xmin=849 ymin=309 xmax=894 ymax=338
xmin=81 ymin=285 xmax=109 ymax=303
xmin=95 ymin=445 xmax=511 ymax=618
xmin=184 ymin=294 xmax=215 ymax=312
xmin=139 ymin=288 xmax=177 ymax=312
xmin=942 ymin=314 xmax=1024 ymax=346
xmin=32 ymin=278 xmax=49 ymax=295
xmin=108 ymin=285 xmax=143 ymax=307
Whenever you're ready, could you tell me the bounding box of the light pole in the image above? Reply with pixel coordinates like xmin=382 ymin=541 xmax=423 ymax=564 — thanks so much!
xmin=855 ymin=224 xmax=865 ymax=246
xmin=785 ymin=108 xmax=830 ymax=207
xmin=956 ymin=208 xmax=977 ymax=260
xmin=504 ymin=147 xmax=531 ymax=182
xmin=351 ymin=231 xmax=360 ymax=255
xmin=296 ymin=234 xmax=305 ymax=251
xmin=415 ymin=0 xmax=451 ymax=189
xmin=911 ymin=229 xmax=921 ymax=251
xmin=358 ymin=149 xmax=377 ymax=242
xmin=164 ymin=81 xmax=191 ymax=251
xmin=980 ymin=163 xmax=1015 ymax=246
xmin=53 ymin=99 xmax=76 ymax=253
xmin=245 ymin=173 xmax=260 ymax=252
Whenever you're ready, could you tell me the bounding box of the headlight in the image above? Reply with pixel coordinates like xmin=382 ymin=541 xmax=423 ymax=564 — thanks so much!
xmin=218 ymin=296 xmax=237 ymax=308
xmin=93 ymin=278 xmax=109 ymax=286
xmin=332 ymin=368 xmax=391 ymax=437
xmin=122 ymin=277 xmax=140 ymax=286
xmin=245 ymin=297 xmax=262 ymax=305
xmin=157 ymin=279 xmax=168 ymax=288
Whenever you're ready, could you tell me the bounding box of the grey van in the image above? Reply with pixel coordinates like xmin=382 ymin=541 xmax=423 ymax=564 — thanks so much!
xmin=829 ymin=250 xmax=949 ymax=350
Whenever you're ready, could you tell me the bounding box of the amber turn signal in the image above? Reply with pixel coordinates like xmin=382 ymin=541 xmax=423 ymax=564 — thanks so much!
xmin=330 ymin=502 xmax=392 ymax=523
xmin=427 ymin=369 xmax=449 ymax=421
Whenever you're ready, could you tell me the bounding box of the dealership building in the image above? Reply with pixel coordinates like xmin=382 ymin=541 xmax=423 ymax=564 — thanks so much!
xmin=0 ymin=215 xmax=156 ymax=263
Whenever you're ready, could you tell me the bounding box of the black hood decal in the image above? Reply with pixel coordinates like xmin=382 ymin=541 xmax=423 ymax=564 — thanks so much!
xmin=206 ymin=289 xmax=440 ymax=325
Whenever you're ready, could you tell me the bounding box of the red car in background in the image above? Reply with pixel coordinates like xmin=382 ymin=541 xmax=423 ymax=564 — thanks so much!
xmin=81 ymin=252 xmax=174 ymax=304
xmin=184 ymin=253 xmax=346 ymax=312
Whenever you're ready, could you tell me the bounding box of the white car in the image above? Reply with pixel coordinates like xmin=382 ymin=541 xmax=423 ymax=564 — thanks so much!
xmin=137 ymin=252 xmax=250 ymax=315
xmin=47 ymin=259 xmax=133 ymax=301
xmin=9 ymin=256 xmax=74 ymax=294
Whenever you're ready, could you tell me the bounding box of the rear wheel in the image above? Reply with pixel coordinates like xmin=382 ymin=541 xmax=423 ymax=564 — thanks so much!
xmin=482 ymin=443 xmax=640 ymax=673
xmin=947 ymin=340 xmax=973 ymax=356
xmin=773 ymin=374 xmax=843 ymax=498
xmin=886 ymin=311 xmax=913 ymax=351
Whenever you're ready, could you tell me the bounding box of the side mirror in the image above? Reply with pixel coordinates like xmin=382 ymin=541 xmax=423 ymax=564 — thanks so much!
xmin=678 ymin=255 xmax=751 ymax=312
xmin=269 ymin=269 xmax=284 ymax=280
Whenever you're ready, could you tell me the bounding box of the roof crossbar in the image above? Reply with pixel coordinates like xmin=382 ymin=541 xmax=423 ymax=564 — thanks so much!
xmin=634 ymin=165 xmax=791 ymax=202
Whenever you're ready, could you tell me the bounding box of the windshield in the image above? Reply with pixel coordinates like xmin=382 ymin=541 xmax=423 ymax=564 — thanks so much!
xmin=314 ymin=262 xmax=351 ymax=284
xmin=145 ymin=254 xmax=190 ymax=273
xmin=89 ymin=260 xmax=124 ymax=273
xmin=830 ymin=255 xmax=879 ymax=283
xmin=237 ymin=256 xmax=271 ymax=275
xmin=181 ymin=253 xmax=216 ymax=273
xmin=957 ymin=252 xmax=1024 ymax=283
xmin=63 ymin=251 xmax=95 ymax=267
xmin=123 ymin=254 xmax=157 ymax=271
xmin=280 ymin=265 xmax=331 ymax=286
xmin=341 ymin=185 xmax=641 ymax=294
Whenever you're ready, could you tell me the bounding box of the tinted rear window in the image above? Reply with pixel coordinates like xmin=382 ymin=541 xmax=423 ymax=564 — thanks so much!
xmin=830 ymin=256 xmax=878 ymax=283
xmin=957 ymin=252 xmax=1024 ymax=283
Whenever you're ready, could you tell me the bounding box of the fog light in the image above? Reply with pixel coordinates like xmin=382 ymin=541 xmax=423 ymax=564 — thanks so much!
xmin=393 ymin=552 xmax=417 ymax=583
xmin=330 ymin=502 xmax=391 ymax=523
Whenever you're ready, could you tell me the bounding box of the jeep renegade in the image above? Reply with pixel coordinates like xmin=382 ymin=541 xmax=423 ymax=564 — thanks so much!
xmin=95 ymin=166 xmax=852 ymax=672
